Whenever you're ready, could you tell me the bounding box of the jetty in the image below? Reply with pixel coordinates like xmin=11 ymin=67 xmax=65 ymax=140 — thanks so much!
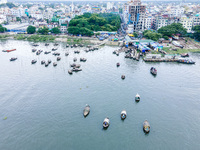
xmin=144 ymin=54 xmax=179 ymax=62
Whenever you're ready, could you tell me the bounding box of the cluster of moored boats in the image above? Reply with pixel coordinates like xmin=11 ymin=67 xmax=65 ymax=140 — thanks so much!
xmin=83 ymin=93 xmax=150 ymax=133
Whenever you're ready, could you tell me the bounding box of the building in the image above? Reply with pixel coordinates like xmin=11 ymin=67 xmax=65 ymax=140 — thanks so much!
xmin=125 ymin=0 xmax=146 ymax=33
xmin=107 ymin=2 xmax=114 ymax=10
xmin=180 ymin=15 xmax=193 ymax=33
xmin=0 ymin=0 xmax=7 ymax=4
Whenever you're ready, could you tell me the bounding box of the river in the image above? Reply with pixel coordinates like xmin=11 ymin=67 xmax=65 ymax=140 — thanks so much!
xmin=0 ymin=40 xmax=200 ymax=150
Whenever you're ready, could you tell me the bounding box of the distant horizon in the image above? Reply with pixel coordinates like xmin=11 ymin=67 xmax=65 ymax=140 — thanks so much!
xmin=6 ymin=0 xmax=200 ymax=2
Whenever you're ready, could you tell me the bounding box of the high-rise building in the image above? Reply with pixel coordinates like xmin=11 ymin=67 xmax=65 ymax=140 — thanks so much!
xmin=125 ymin=0 xmax=146 ymax=33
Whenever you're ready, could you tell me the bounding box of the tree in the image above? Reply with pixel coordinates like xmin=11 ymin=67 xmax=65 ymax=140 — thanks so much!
xmin=193 ymin=25 xmax=200 ymax=41
xmin=158 ymin=23 xmax=187 ymax=37
xmin=27 ymin=26 xmax=36 ymax=34
xmin=0 ymin=24 xmax=7 ymax=33
xmin=37 ymin=27 xmax=49 ymax=35
xmin=143 ymin=30 xmax=162 ymax=41
xmin=16 ymin=17 xmax=21 ymax=22
xmin=133 ymin=32 xmax=138 ymax=38
xmin=51 ymin=27 xmax=61 ymax=34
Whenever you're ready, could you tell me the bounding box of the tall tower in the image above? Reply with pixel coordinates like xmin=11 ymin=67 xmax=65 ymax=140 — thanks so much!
xmin=71 ymin=0 xmax=74 ymax=12
xmin=128 ymin=0 xmax=146 ymax=32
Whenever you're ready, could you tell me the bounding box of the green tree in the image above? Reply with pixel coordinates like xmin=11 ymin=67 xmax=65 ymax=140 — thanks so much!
xmin=16 ymin=17 xmax=21 ymax=22
xmin=158 ymin=23 xmax=187 ymax=37
xmin=133 ymin=32 xmax=138 ymax=38
xmin=0 ymin=24 xmax=7 ymax=33
xmin=51 ymin=27 xmax=61 ymax=34
xmin=143 ymin=30 xmax=162 ymax=41
xmin=163 ymin=36 xmax=169 ymax=40
xmin=37 ymin=27 xmax=49 ymax=35
xmin=192 ymin=25 xmax=200 ymax=41
xmin=27 ymin=26 xmax=36 ymax=34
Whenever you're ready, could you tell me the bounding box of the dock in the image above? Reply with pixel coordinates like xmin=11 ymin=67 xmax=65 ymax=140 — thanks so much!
xmin=143 ymin=58 xmax=179 ymax=62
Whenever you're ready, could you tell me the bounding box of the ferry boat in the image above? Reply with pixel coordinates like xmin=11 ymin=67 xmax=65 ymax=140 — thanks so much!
xmin=180 ymin=53 xmax=189 ymax=57
xmin=178 ymin=59 xmax=195 ymax=64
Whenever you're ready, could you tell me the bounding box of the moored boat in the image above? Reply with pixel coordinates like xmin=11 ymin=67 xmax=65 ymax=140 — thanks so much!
xmin=44 ymin=51 xmax=51 ymax=54
xmin=45 ymin=63 xmax=49 ymax=67
xmin=181 ymin=53 xmax=189 ymax=57
xmin=143 ymin=120 xmax=150 ymax=133
xmin=45 ymin=43 xmax=49 ymax=46
xmin=150 ymin=67 xmax=157 ymax=75
xmin=103 ymin=117 xmax=110 ymax=128
xmin=48 ymin=60 xmax=52 ymax=64
xmin=135 ymin=93 xmax=140 ymax=102
xmin=178 ymin=59 xmax=195 ymax=64
xmin=74 ymin=50 xmax=80 ymax=54
xmin=66 ymin=44 xmax=69 ymax=47
xmin=121 ymin=110 xmax=127 ymax=120
xmin=83 ymin=104 xmax=90 ymax=117
xmin=52 ymin=48 xmax=57 ymax=51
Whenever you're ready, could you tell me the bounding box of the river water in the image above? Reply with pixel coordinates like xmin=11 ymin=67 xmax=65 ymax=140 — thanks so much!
xmin=0 ymin=40 xmax=200 ymax=150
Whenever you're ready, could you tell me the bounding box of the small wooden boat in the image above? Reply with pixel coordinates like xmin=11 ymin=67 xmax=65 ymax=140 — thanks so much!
xmin=70 ymin=63 xmax=81 ymax=68
xmin=150 ymin=67 xmax=157 ymax=75
xmin=121 ymin=75 xmax=125 ymax=80
xmin=72 ymin=68 xmax=82 ymax=72
xmin=41 ymin=60 xmax=45 ymax=65
xmin=66 ymin=44 xmax=69 ymax=47
xmin=116 ymin=52 xmax=119 ymax=56
xmin=10 ymin=57 xmax=17 ymax=61
xmin=121 ymin=110 xmax=127 ymax=120
xmin=73 ymin=57 xmax=77 ymax=62
xmin=68 ymin=70 xmax=73 ymax=74
xmin=44 ymin=51 xmax=51 ymax=54
xmin=65 ymin=52 xmax=69 ymax=56
xmin=83 ymin=104 xmax=90 ymax=117
xmin=31 ymin=60 xmax=37 ymax=64
xmin=80 ymin=58 xmax=87 ymax=62
xmin=79 ymin=44 xmax=84 ymax=47
xmin=57 ymin=57 xmax=61 ymax=61
xmin=48 ymin=60 xmax=51 ymax=64
xmin=45 ymin=43 xmax=49 ymax=46
xmin=52 ymin=48 xmax=57 ymax=51
xmin=74 ymin=44 xmax=78 ymax=47
xmin=135 ymin=93 xmax=140 ymax=102
xmin=53 ymin=62 xmax=57 ymax=67
xmin=45 ymin=63 xmax=49 ymax=67
xmin=52 ymin=52 xmax=60 ymax=56
xmin=32 ymin=43 xmax=39 ymax=46
xmin=74 ymin=50 xmax=80 ymax=54
xmin=54 ymin=43 xmax=59 ymax=46
xmin=103 ymin=117 xmax=110 ymax=128
xmin=32 ymin=49 xmax=37 ymax=52
xmin=116 ymin=62 xmax=120 ymax=67
xmin=3 ymin=49 xmax=16 ymax=52
xmin=143 ymin=120 xmax=150 ymax=133
xmin=181 ymin=53 xmax=189 ymax=57
xmin=71 ymin=45 xmax=73 ymax=48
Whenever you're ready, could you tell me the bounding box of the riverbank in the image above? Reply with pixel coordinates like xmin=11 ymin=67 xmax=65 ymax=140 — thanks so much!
xmin=0 ymin=34 xmax=120 ymax=46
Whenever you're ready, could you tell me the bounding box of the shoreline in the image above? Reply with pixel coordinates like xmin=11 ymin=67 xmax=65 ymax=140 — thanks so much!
xmin=0 ymin=34 xmax=120 ymax=46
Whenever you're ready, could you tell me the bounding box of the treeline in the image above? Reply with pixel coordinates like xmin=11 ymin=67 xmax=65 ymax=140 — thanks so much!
xmin=68 ymin=13 xmax=121 ymax=36
xmin=143 ymin=23 xmax=187 ymax=41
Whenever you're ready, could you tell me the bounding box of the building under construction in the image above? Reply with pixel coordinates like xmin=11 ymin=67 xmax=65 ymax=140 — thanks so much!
xmin=126 ymin=0 xmax=146 ymax=33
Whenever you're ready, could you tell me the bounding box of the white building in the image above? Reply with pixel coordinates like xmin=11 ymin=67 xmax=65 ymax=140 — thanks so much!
xmin=180 ymin=15 xmax=193 ymax=33
xmin=107 ymin=2 xmax=114 ymax=10
xmin=0 ymin=0 xmax=7 ymax=4
xmin=193 ymin=14 xmax=200 ymax=27
xmin=170 ymin=6 xmax=185 ymax=17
